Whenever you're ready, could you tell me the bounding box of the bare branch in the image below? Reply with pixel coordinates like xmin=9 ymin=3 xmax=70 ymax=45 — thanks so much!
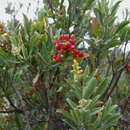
xmin=0 ymin=109 xmax=23 ymax=114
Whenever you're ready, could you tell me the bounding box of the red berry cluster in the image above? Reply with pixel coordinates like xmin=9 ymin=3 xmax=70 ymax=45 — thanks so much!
xmin=1 ymin=115 xmax=13 ymax=123
xmin=52 ymin=34 xmax=84 ymax=63
xmin=124 ymin=64 xmax=130 ymax=74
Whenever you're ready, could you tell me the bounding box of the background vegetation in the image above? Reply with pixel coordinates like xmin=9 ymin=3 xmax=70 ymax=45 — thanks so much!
xmin=0 ymin=0 xmax=129 ymax=129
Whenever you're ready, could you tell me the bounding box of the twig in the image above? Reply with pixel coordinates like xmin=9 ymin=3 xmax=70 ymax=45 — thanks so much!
xmin=104 ymin=69 xmax=123 ymax=102
xmin=123 ymin=31 xmax=128 ymax=61
xmin=30 ymin=119 xmax=47 ymax=126
xmin=47 ymin=0 xmax=54 ymax=13
xmin=60 ymin=0 xmax=64 ymax=10
xmin=11 ymin=66 xmax=31 ymax=130
xmin=100 ymin=73 xmax=115 ymax=100
xmin=6 ymin=96 xmax=22 ymax=112
xmin=0 ymin=109 xmax=23 ymax=114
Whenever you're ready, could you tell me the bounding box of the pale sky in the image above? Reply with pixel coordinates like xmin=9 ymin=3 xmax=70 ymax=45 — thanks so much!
xmin=0 ymin=0 xmax=130 ymax=23
xmin=0 ymin=0 xmax=43 ymax=22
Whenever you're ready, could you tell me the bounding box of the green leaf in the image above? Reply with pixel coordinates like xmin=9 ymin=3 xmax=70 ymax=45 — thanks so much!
xmin=94 ymin=7 xmax=103 ymax=25
xmin=0 ymin=49 xmax=12 ymax=60
xmin=40 ymin=42 xmax=50 ymax=64
xmin=82 ymin=99 xmax=92 ymax=109
xmin=14 ymin=24 xmax=21 ymax=34
xmin=58 ymin=109 xmax=75 ymax=122
xmin=66 ymin=98 xmax=77 ymax=109
xmin=22 ymin=44 xmax=28 ymax=60
xmin=71 ymin=86 xmax=81 ymax=100
xmin=115 ymin=20 xmax=130 ymax=34
xmin=63 ymin=119 xmax=77 ymax=130
xmin=84 ymin=65 xmax=90 ymax=75
xmin=89 ymin=107 xmax=102 ymax=116
xmin=82 ymin=77 xmax=97 ymax=99
xmin=109 ymin=105 xmax=118 ymax=113
xmin=67 ymin=0 xmax=72 ymax=15
xmin=73 ymin=109 xmax=80 ymax=124
xmin=95 ymin=79 xmax=108 ymax=96
xmin=93 ymin=116 xmax=102 ymax=129
xmin=23 ymin=14 xmax=31 ymax=35
xmin=29 ymin=34 xmax=38 ymax=56
xmin=88 ymin=95 xmax=101 ymax=109
xmin=70 ymin=110 xmax=78 ymax=124
xmin=84 ymin=0 xmax=95 ymax=10
xmin=111 ymin=1 xmax=122 ymax=16
xmin=0 ymin=49 xmax=17 ymax=63
xmin=102 ymin=39 xmax=120 ymax=51
xmin=105 ymin=97 xmax=112 ymax=108
xmin=102 ymin=114 xmax=120 ymax=129
xmin=119 ymin=26 xmax=130 ymax=41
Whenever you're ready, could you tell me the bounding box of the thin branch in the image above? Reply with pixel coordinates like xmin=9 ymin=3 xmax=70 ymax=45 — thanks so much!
xmin=0 ymin=109 xmax=23 ymax=114
xmin=47 ymin=0 xmax=54 ymax=13
xmin=6 ymin=96 xmax=21 ymax=111
xmin=11 ymin=66 xmax=31 ymax=130
xmin=30 ymin=119 xmax=47 ymax=126
xmin=100 ymin=73 xmax=115 ymax=100
xmin=123 ymin=31 xmax=128 ymax=60
xmin=104 ymin=69 xmax=123 ymax=102
xmin=60 ymin=0 xmax=64 ymax=10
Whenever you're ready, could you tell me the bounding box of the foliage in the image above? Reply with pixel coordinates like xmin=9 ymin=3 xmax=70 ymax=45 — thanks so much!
xmin=0 ymin=0 xmax=129 ymax=129
xmin=58 ymin=68 xmax=120 ymax=130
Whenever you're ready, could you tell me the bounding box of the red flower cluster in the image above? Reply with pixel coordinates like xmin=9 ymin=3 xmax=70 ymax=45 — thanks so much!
xmin=52 ymin=34 xmax=84 ymax=62
xmin=124 ymin=64 xmax=130 ymax=74
xmin=1 ymin=115 xmax=13 ymax=123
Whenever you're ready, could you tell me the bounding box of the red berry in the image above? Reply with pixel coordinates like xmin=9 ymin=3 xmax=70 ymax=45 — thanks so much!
xmin=63 ymin=46 xmax=68 ymax=50
xmin=53 ymin=41 xmax=58 ymax=46
xmin=78 ymin=52 xmax=84 ymax=57
xmin=59 ymin=34 xmax=64 ymax=40
xmin=71 ymin=45 xmax=75 ymax=50
xmin=54 ymin=41 xmax=62 ymax=47
xmin=66 ymin=48 xmax=71 ymax=52
xmin=124 ymin=64 xmax=130 ymax=74
xmin=64 ymin=34 xmax=69 ymax=41
xmin=28 ymin=90 xmax=34 ymax=96
xmin=73 ymin=55 xmax=77 ymax=58
xmin=52 ymin=54 xmax=58 ymax=61
xmin=96 ymin=104 xmax=103 ymax=108
xmin=124 ymin=64 xmax=130 ymax=69
xmin=69 ymin=40 xmax=75 ymax=45
xmin=60 ymin=50 xmax=65 ymax=55
xmin=66 ymin=43 xmax=75 ymax=51
xmin=54 ymin=41 xmax=63 ymax=50
xmin=9 ymin=116 xmax=13 ymax=121
xmin=1 ymin=115 xmax=8 ymax=123
xmin=70 ymin=35 xmax=75 ymax=40
xmin=73 ymin=49 xmax=80 ymax=55
xmin=52 ymin=54 xmax=57 ymax=59
xmin=34 ymin=83 xmax=40 ymax=90
xmin=96 ymin=113 xmax=99 ymax=117
xmin=66 ymin=43 xmax=71 ymax=48
xmin=56 ymin=45 xmax=62 ymax=50
xmin=56 ymin=57 xmax=60 ymax=62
